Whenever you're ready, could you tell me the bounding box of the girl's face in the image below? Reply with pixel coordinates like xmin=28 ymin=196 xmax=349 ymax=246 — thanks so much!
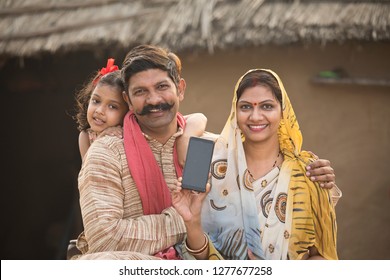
xmin=87 ymin=84 xmax=129 ymax=134
xmin=236 ymin=85 xmax=282 ymax=144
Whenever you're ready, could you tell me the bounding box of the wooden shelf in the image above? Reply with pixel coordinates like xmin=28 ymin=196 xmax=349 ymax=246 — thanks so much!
xmin=311 ymin=77 xmax=390 ymax=87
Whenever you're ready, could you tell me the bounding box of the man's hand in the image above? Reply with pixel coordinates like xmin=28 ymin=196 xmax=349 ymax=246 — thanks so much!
xmin=171 ymin=177 xmax=210 ymax=223
xmin=306 ymin=159 xmax=336 ymax=189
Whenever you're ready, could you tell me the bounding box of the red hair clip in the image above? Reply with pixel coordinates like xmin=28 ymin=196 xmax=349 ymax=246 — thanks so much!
xmin=93 ymin=58 xmax=119 ymax=85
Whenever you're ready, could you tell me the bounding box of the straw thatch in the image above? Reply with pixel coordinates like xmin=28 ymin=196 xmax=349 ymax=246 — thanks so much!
xmin=1 ymin=0 xmax=389 ymax=58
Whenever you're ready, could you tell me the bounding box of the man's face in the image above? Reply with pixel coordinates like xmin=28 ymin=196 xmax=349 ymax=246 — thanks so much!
xmin=125 ymin=68 xmax=184 ymax=136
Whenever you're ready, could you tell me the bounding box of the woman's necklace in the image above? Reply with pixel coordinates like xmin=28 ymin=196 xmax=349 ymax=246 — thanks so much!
xmin=248 ymin=150 xmax=281 ymax=180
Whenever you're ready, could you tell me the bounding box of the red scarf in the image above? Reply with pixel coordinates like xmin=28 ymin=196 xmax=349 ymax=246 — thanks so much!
xmin=123 ymin=111 xmax=185 ymax=215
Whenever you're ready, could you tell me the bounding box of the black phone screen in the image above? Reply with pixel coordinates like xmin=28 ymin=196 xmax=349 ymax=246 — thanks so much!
xmin=181 ymin=137 xmax=215 ymax=192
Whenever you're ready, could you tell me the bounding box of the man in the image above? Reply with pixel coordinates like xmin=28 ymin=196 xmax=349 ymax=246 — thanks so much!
xmin=73 ymin=45 xmax=337 ymax=260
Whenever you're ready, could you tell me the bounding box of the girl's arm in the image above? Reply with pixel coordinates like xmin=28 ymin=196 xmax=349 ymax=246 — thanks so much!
xmin=79 ymin=126 xmax=123 ymax=160
xmin=97 ymin=126 xmax=123 ymax=139
xmin=78 ymin=131 xmax=91 ymax=159
xmin=177 ymin=113 xmax=207 ymax=167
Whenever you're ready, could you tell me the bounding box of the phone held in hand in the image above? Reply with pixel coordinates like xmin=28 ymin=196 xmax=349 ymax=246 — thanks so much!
xmin=181 ymin=137 xmax=215 ymax=192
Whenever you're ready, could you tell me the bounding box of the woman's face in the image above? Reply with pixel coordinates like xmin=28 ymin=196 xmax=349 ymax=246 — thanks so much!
xmin=87 ymin=84 xmax=129 ymax=134
xmin=236 ymin=85 xmax=282 ymax=144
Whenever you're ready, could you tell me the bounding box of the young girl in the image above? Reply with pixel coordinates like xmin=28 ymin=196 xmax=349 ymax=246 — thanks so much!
xmin=74 ymin=58 xmax=207 ymax=162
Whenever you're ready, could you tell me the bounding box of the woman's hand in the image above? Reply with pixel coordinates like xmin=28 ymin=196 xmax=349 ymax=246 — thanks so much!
xmin=247 ymin=249 xmax=262 ymax=260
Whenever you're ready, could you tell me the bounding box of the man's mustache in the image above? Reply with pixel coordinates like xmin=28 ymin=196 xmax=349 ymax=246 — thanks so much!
xmin=137 ymin=103 xmax=174 ymax=116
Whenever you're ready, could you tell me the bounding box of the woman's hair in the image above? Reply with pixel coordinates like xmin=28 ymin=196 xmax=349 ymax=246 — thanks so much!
xmin=74 ymin=70 xmax=125 ymax=131
xmin=121 ymin=44 xmax=182 ymax=94
xmin=236 ymin=70 xmax=282 ymax=105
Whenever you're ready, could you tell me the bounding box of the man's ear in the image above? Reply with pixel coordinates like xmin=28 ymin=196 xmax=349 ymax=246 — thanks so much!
xmin=122 ymin=91 xmax=133 ymax=111
xmin=177 ymin=78 xmax=186 ymax=101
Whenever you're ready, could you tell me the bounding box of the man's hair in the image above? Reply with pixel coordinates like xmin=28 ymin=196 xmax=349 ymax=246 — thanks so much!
xmin=121 ymin=45 xmax=182 ymax=93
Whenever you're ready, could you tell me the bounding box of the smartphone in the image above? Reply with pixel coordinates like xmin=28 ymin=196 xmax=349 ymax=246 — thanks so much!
xmin=181 ymin=137 xmax=215 ymax=192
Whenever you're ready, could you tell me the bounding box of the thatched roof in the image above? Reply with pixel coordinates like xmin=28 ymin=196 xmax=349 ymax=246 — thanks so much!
xmin=1 ymin=0 xmax=389 ymax=58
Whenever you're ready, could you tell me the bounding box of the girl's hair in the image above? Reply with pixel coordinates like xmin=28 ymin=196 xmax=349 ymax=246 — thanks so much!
xmin=74 ymin=70 xmax=125 ymax=131
xmin=236 ymin=70 xmax=282 ymax=105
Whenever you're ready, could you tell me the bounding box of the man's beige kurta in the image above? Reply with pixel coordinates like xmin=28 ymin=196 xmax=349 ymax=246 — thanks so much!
xmin=74 ymin=130 xmax=186 ymax=259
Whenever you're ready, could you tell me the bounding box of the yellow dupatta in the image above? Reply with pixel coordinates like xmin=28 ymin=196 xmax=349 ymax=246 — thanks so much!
xmin=264 ymin=69 xmax=338 ymax=259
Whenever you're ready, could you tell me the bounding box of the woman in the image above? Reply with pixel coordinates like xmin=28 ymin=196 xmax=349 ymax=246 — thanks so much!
xmin=173 ymin=69 xmax=340 ymax=260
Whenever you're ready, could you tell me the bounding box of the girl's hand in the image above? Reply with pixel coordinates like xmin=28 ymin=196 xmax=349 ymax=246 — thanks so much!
xmin=98 ymin=126 xmax=123 ymax=139
xmin=176 ymin=134 xmax=190 ymax=167
xmin=177 ymin=113 xmax=207 ymax=166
